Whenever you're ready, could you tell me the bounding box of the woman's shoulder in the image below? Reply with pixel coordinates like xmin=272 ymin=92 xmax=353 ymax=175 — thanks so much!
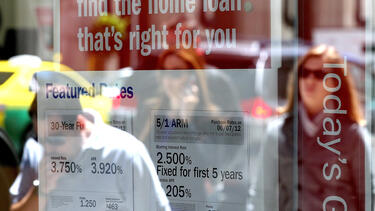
xmin=340 ymin=119 xmax=369 ymax=139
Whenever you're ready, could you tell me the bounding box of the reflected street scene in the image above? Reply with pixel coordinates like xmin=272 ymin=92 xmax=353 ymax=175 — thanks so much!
xmin=0 ymin=0 xmax=374 ymax=211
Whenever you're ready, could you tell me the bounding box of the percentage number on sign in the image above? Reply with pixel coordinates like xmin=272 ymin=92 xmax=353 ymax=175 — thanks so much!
xmin=50 ymin=161 xmax=82 ymax=174
xmin=157 ymin=152 xmax=192 ymax=165
xmin=166 ymin=185 xmax=192 ymax=198
xmin=91 ymin=162 xmax=124 ymax=175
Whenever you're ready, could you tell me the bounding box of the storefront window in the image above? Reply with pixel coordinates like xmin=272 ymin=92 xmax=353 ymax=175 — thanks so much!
xmin=0 ymin=0 xmax=373 ymax=211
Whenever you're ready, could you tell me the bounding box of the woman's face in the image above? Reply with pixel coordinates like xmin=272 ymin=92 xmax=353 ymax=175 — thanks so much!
xmin=162 ymin=55 xmax=190 ymax=100
xmin=299 ymin=57 xmax=330 ymax=116
xmin=161 ymin=54 xmax=199 ymax=111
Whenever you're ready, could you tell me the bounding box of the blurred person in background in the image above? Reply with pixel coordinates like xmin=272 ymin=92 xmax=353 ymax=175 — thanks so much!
xmin=136 ymin=45 xmax=240 ymax=140
xmin=135 ymin=44 xmax=246 ymax=209
xmin=256 ymin=45 xmax=370 ymax=210
xmin=135 ymin=46 xmax=215 ymax=140
xmin=132 ymin=20 xmax=240 ymax=141
xmin=9 ymin=97 xmax=42 ymax=208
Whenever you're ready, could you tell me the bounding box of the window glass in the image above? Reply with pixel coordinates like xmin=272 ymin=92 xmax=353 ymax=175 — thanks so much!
xmin=0 ymin=0 xmax=373 ymax=211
